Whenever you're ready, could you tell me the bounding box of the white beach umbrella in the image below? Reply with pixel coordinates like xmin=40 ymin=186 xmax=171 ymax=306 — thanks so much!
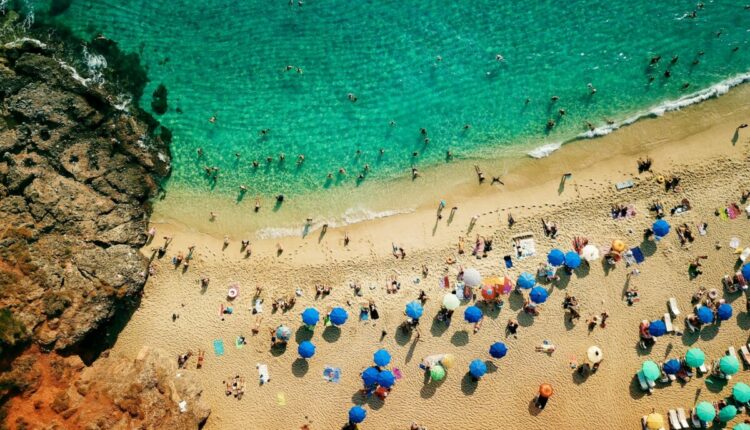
xmin=741 ymin=248 xmax=750 ymax=262
xmin=463 ymin=268 xmax=482 ymax=287
xmin=442 ymin=294 xmax=460 ymax=310
xmin=587 ymin=346 xmax=603 ymax=364
xmin=581 ymin=244 xmax=600 ymax=262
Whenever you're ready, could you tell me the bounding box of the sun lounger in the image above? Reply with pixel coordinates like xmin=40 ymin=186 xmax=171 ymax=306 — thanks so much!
xmin=663 ymin=313 xmax=674 ymax=333
xmin=698 ymin=363 xmax=708 ymax=374
xmin=742 ymin=345 xmax=750 ymax=367
xmin=677 ymin=408 xmax=690 ymax=428
xmin=636 ymin=371 xmax=652 ymax=392
xmin=729 ymin=346 xmax=738 ymax=359
xmin=668 ymin=409 xmax=681 ymax=429
xmin=690 ymin=410 xmax=702 ymax=428
xmin=257 ymin=363 xmax=270 ymax=384
xmin=615 ymin=179 xmax=634 ymax=190
xmin=668 ymin=298 xmax=680 ymax=316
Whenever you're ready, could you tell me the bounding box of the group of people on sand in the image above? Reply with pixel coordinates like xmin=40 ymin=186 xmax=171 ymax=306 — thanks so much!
xmin=224 ymin=375 xmax=245 ymax=399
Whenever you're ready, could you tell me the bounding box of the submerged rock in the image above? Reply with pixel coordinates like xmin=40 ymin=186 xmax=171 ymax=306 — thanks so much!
xmin=151 ymin=83 xmax=168 ymax=114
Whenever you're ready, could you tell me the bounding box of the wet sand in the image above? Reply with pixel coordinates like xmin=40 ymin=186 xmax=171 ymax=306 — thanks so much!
xmin=112 ymin=84 xmax=750 ymax=429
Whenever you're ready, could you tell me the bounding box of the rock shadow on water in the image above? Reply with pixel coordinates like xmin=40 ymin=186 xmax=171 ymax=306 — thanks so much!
xmin=451 ymin=330 xmax=469 ymax=347
xmin=461 ymin=372 xmax=479 ymax=396
xmin=292 ymin=358 xmax=309 ymax=377
xmin=295 ymin=326 xmax=314 ymax=343
xmin=322 ymin=326 xmax=341 ymax=343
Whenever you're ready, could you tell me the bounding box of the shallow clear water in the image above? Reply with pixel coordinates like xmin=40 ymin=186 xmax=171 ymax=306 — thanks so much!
xmin=42 ymin=0 xmax=750 ymax=201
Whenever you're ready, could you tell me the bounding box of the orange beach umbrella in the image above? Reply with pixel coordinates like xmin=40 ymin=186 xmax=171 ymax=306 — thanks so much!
xmin=611 ymin=239 xmax=626 ymax=253
xmin=539 ymin=383 xmax=553 ymax=398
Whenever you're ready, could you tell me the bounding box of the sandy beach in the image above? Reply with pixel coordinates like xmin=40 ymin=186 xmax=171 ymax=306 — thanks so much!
xmin=109 ymin=83 xmax=750 ymax=430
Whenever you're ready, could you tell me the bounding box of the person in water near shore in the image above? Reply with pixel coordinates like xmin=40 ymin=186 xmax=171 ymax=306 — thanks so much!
xmin=255 ymin=198 xmax=261 ymax=212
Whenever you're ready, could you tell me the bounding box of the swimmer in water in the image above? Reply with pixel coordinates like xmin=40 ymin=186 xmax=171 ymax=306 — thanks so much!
xmin=266 ymin=156 xmax=273 ymax=163
xmin=411 ymin=168 xmax=420 ymax=179
xmin=297 ymin=154 xmax=305 ymax=165
xmin=558 ymin=109 xmax=566 ymax=116
xmin=587 ymin=83 xmax=596 ymax=94
xmin=412 ymin=151 xmax=419 ymax=157
xmin=495 ymin=54 xmax=504 ymax=62
xmin=664 ymin=70 xmax=671 ymax=78
xmin=446 ymin=150 xmax=453 ymax=159
xmin=252 ymin=160 xmax=259 ymax=168
xmin=197 ymin=148 xmax=203 ymax=157
xmin=424 ymin=138 xmax=430 ymax=144
xmin=235 ymin=152 xmax=241 ymax=159
xmin=326 ymin=172 xmax=333 ymax=179
xmin=463 ymin=124 xmax=471 ymax=130
xmin=239 ymin=185 xmax=247 ymax=193
xmin=550 ymin=96 xmax=559 ymax=102
xmin=363 ymin=164 xmax=370 ymax=172
xmin=347 ymin=93 xmax=357 ymax=102
xmin=671 ymin=55 xmax=679 ymax=64
xmin=209 ymin=115 xmax=216 ymax=123
xmin=285 ymin=65 xmax=293 ymax=71
xmin=279 ymin=153 xmax=285 ymax=162
xmin=379 ymin=148 xmax=385 ymax=155
xmin=389 ymin=120 xmax=396 ymax=126
xmin=420 ymin=128 xmax=427 ymax=135
xmin=650 ymin=55 xmax=661 ymax=65
xmin=338 ymin=168 xmax=346 ymax=175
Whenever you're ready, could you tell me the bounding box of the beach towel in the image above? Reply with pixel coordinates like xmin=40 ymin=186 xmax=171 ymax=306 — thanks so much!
xmin=455 ymin=281 xmax=466 ymax=300
xmin=728 ymin=205 xmax=738 ymax=219
xmin=276 ymin=393 xmax=286 ymax=406
xmin=615 ymin=180 xmax=634 ymax=191
xmin=440 ymin=275 xmax=450 ymax=289
xmin=257 ymin=363 xmax=270 ymax=384
xmin=235 ymin=337 xmax=245 ymax=349
xmin=213 ymin=339 xmax=225 ymax=356
xmin=719 ymin=208 xmax=729 ymax=220
xmin=253 ymin=299 xmax=263 ymax=314
xmin=393 ymin=368 xmax=403 ymax=380
xmin=359 ymin=307 xmax=369 ymax=321
xmin=323 ymin=366 xmax=341 ymax=383
xmin=503 ymin=255 xmax=513 ymax=269
xmin=613 ymin=205 xmax=637 ymax=220
xmin=631 ymin=247 xmax=645 ymax=264
xmin=370 ymin=306 xmax=380 ymax=320
xmin=513 ymin=235 xmax=536 ymax=259
xmin=501 ymin=277 xmax=513 ymax=295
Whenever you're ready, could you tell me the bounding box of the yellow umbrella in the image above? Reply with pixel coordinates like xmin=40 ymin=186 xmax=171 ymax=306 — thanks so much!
xmin=646 ymin=413 xmax=664 ymax=430
xmin=440 ymin=354 xmax=455 ymax=369
xmin=482 ymin=276 xmax=502 ymax=287
xmin=611 ymin=239 xmax=626 ymax=253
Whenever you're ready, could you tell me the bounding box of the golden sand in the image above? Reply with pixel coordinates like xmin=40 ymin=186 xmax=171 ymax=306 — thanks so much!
xmin=112 ymin=84 xmax=750 ymax=429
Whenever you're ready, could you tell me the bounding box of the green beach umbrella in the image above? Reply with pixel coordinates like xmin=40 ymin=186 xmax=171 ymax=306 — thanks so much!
xmin=720 ymin=355 xmax=740 ymax=375
xmin=733 ymin=382 xmax=750 ymax=403
xmin=430 ymin=364 xmax=446 ymax=381
xmin=641 ymin=360 xmax=660 ymax=381
xmin=695 ymin=401 xmax=716 ymax=422
xmin=685 ymin=348 xmax=705 ymax=368
xmin=718 ymin=405 xmax=738 ymax=422
xmin=734 ymin=424 xmax=750 ymax=430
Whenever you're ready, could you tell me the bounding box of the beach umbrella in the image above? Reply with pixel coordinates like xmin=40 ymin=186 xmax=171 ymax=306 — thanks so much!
xmin=441 ymin=354 xmax=455 ymax=369
xmin=430 ymin=365 xmax=446 ymax=381
xmin=720 ymin=355 xmax=740 ymax=375
xmin=464 ymin=306 xmax=483 ymax=323
xmin=581 ymin=244 xmax=600 ymax=262
xmin=529 ymin=286 xmax=548 ymax=304
xmin=373 ymin=349 xmax=391 ymax=367
xmin=405 ymin=301 xmax=423 ymax=319
xmin=696 ymin=306 xmax=714 ymax=324
xmin=733 ymin=382 xmax=750 ymax=403
xmin=587 ymin=346 xmax=603 ymax=364
xmin=742 ymin=263 xmax=750 ymax=280
xmin=302 ymin=308 xmax=320 ymax=326
xmin=662 ymin=359 xmax=681 ymax=375
xmin=489 ymin=342 xmax=508 ymax=359
xmin=717 ymin=303 xmax=733 ymax=321
xmin=481 ymin=285 xmax=497 ymax=300
xmin=469 ymin=359 xmax=487 ymax=379
xmin=611 ymin=239 xmax=626 ymax=253
xmin=719 ymin=405 xmax=738 ymax=422
xmin=348 ymin=406 xmax=367 ymax=424
xmin=276 ymin=325 xmax=292 ymax=342
xmin=735 ymin=423 xmax=750 ymax=430
xmin=298 ymin=341 xmax=316 ymax=359
xmin=645 ymin=413 xmax=665 ymax=430
xmin=648 ymin=320 xmax=667 ymax=337
xmin=376 ymin=370 xmax=395 ymax=388
xmin=539 ymin=383 xmax=553 ymax=398
xmin=641 ymin=360 xmax=660 ymax=381
xmin=442 ymin=294 xmax=460 ymax=310
xmin=547 ymin=249 xmax=565 ymax=266
xmin=483 ymin=276 xmax=502 ymax=287
xmin=652 ymin=219 xmax=670 ymax=238
xmin=361 ymin=367 xmax=379 ymax=387
xmin=685 ymin=348 xmax=705 ymax=367
xmin=741 ymin=247 xmax=750 ymax=262
xmin=463 ymin=268 xmax=482 ymax=287
xmin=329 ymin=307 xmax=348 ymax=326
xmin=695 ymin=401 xmax=716 ymax=422
xmin=564 ymin=251 xmax=581 ymax=269
xmin=517 ymin=272 xmax=536 ymax=290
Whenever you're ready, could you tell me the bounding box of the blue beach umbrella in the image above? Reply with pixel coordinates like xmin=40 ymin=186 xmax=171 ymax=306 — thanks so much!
xmin=743 ymin=263 xmax=750 ymax=281
xmin=329 ymin=307 xmax=348 ymax=326
xmin=564 ymin=251 xmax=581 ymax=269
xmin=717 ymin=303 xmax=733 ymax=321
xmin=469 ymin=359 xmax=487 ymax=379
xmin=489 ymin=342 xmax=508 ymax=359
xmin=405 ymin=301 xmax=423 ymax=319
xmin=275 ymin=325 xmax=292 ymax=341
xmin=696 ymin=306 xmax=714 ymax=324
xmin=517 ymin=272 xmax=536 ymax=290
xmin=377 ymin=370 xmax=395 ymax=388
xmin=663 ymin=359 xmax=681 ymax=375
xmin=547 ymin=249 xmax=565 ymax=266
xmin=530 ymin=286 xmax=548 ymax=304
xmin=298 ymin=341 xmax=316 ymax=358
xmin=361 ymin=367 xmax=379 ymax=387
xmin=373 ymin=349 xmax=391 ymax=367
xmin=464 ymin=305 xmax=483 ymax=323
xmin=302 ymin=308 xmax=320 ymax=326
xmin=349 ymin=406 xmax=367 ymax=424
xmin=652 ymin=219 xmax=670 ymax=238
xmin=648 ymin=320 xmax=666 ymax=337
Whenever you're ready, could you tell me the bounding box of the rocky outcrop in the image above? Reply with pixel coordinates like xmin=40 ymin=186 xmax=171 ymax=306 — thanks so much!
xmin=0 ymin=14 xmax=170 ymax=354
xmin=3 ymin=347 xmax=210 ymax=429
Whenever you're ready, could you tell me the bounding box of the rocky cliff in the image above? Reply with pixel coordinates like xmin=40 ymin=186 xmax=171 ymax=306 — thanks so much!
xmin=0 ymin=9 xmax=207 ymax=429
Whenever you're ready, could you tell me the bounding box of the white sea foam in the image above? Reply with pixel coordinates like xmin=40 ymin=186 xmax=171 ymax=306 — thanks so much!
xmin=526 ymin=71 xmax=750 ymax=158
xmin=255 ymin=207 xmax=414 ymax=240
xmin=0 ymin=0 xmax=8 ymax=14
xmin=82 ymin=46 xmax=107 ymax=86
xmin=2 ymin=37 xmax=46 ymax=50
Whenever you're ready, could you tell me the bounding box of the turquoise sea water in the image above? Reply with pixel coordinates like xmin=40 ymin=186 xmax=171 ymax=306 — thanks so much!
xmin=30 ymin=1 xmax=750 ymax=200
